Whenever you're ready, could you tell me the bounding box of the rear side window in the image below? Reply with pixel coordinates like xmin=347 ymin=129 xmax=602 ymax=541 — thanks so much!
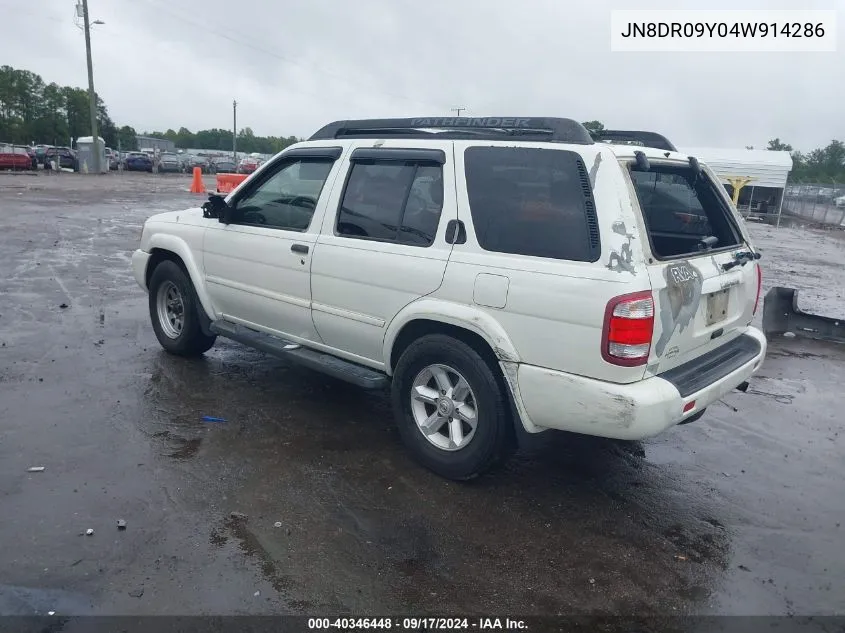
xmin=337 ymin=162 xmax=443 ymax=246
xmin=463 ymin=147 xmax=600 ymax=262
xmin=629 ymin=166 xmax=741 ymax=259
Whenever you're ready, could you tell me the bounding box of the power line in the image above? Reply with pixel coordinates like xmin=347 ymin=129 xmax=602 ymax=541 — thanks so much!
xmin=137 ymin=0 xmax=445 ymax=111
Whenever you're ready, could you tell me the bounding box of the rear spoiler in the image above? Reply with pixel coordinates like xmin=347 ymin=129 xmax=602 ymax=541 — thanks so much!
xmin=591 ymin=130 xmax=678 ymax=153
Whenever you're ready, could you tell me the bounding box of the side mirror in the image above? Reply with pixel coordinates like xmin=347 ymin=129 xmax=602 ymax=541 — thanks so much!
xmin=201 ymin=194 xmax=232 ymax=223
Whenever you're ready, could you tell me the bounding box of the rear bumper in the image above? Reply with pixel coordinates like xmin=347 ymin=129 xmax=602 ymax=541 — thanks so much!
xmin=509 ymin=327 xmax=767 ymax=440
xmin=132 ymin=249 xmax=151 ymax=292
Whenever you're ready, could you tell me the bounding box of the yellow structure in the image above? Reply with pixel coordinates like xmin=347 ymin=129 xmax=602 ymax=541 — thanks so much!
xmin=725 ymin=176 xmax=755 ymax=206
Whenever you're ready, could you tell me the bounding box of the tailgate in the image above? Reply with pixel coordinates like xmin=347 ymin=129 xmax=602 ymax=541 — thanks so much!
xmin=648 ymin=250 xmax=759 ymax=373
xmin=624 ymin=158 xmax=761 ymax=374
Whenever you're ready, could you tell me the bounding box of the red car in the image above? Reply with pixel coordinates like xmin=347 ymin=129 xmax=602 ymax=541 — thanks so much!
xmin=237 ymin=157 xmax=262 ymax=174
xmin=0 ymin=144 xmax=34 ymax=170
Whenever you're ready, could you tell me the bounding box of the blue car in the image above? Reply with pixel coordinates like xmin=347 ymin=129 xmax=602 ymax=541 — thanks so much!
xmin=124 ymin=152 xmax=153 ymax=172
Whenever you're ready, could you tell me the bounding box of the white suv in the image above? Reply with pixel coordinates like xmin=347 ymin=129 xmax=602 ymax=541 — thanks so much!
xmin=132 ymin=118 xmax=766 ymax=480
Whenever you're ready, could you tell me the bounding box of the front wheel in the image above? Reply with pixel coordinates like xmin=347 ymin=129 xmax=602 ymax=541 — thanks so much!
xmin=148 ymin=260 xmax=216 ymax=356
xmin=391 ymin=334 xmax=515 ymax=480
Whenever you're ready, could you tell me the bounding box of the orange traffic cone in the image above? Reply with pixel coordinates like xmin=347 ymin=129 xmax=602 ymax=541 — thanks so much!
xmin=190 ymin=167 xmax=206 ymax=194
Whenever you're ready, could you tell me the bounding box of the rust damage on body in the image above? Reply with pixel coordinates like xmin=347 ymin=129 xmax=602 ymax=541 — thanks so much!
xmin=588 ymin=153 xmax=602 ymax=188
xmin=655 ymin=260 xmax=703 ymax=357
xmin=606 ymin=220 xmax=637 ymax=275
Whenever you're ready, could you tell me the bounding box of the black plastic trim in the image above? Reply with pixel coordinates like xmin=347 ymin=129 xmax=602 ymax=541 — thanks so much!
xmin=575 ymin=157 xmax=601 ymax=255
xmin=210 ymin=321 xmax=388 ymax=390
xmin=445 ymin=219 xmax=466 ymax=244
xmin=282 ymin=146 xmax=342 ymax=159
xmin=310 ymin=117 xmax=594 ymax=145
xmin=350 ymin=147 xmax=446 ymax=164
xmin=592 ymin=130 xmax=678 ymax=152
xmin=659 ymin=334 xmax=761 ymax=398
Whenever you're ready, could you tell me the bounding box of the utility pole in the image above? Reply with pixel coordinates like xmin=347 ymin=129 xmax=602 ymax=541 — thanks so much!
xmin=233 ymin=100 xmax=237 ymax=161
xmin=451 ymin=107 xmax=466 ymax=117
xmin=82 ymin=0 xmax=100 ymax=174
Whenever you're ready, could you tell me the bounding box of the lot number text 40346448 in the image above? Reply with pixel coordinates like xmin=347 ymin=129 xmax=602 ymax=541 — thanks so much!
xmin=307 ymin=617 xmax=528 ymax=630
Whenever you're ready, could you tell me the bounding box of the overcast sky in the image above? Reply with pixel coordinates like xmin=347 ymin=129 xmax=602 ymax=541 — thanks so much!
xmin=2 ymin=0 xmax=842 ymax=151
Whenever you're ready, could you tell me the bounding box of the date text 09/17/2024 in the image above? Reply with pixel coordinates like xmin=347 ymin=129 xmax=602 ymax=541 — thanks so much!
xmin=307 ymin=617 xmax=528 ymax=630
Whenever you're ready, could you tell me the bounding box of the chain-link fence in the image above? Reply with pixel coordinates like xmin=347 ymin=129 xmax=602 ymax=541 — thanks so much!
xmin=782 ymin=182 xmax=845 ymax=227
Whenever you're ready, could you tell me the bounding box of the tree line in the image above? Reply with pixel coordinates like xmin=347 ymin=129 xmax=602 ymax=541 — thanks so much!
xmin=1 ymin=65 xmax=841 ymax=180
xmin=583 ymin=121 xmax=845 ymax=184
xmin=0 ymin=65 xmax=299 ymax=155
xmin=139 ymin=127 xmax=301 ymax=155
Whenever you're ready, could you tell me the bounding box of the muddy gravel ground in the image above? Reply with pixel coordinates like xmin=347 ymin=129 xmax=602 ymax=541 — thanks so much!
xmin=0 ymin=172 xmax=842 ymax=619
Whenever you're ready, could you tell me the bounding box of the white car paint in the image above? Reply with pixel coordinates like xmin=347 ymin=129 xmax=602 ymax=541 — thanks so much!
xmin=132 ymin=137 xmax=767 ymax=441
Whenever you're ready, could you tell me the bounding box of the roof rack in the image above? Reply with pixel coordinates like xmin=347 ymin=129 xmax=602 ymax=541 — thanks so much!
xmin=590 ymin=130 xmax=678 ymax=152
xmin=309 ymin=117 xmax=594 ymax=145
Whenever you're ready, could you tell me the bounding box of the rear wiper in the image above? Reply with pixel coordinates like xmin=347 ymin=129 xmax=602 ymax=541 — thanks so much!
xmin=722 ymin=250 xmax=761 ymax=271
xmin=697 ymin=235 xmax=719 ymax=251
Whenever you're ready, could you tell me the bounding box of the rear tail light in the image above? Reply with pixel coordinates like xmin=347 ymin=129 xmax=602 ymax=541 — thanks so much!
xmin=601 ymin=291 xmax=655 ymax=367
xmin=753 ymin=263 xmax=762 ymax=315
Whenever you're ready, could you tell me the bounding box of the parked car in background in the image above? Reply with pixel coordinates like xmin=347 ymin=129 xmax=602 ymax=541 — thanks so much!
xmin=211 ymin=157 xmax=237 ymax=173
xmin=0 ymin=144 xmax=34 ymax=170
xmin=236 ymin=156 xmax=262 ymax=174
xmin=34 ymin=144 xmax=49 ymax=164
xmin=183 ymin=154 xmax=211 ymax=173
xmin=105 ymin=148 xmax=119 ymax=170
xmin=16 ymin=145 xmax=38 ymax=169
xmin=835 ymin=195 xmax=845 ymax=208
xmin=158 ymin=153 xmax=184 ymax=173
xmin=43 ymin=146 xmax=78 ymax=171
xmin=124 ymin=151 xmax=153 ymax=172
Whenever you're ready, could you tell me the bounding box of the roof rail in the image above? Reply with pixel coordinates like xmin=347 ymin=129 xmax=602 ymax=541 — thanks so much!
xmin=590 ymin=130 xmax=678 ymax=152
xmin=309 ymin=117 xmax=594 ymax=145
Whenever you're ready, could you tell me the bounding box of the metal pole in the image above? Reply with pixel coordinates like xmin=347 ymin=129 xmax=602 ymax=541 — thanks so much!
xmin=776 ymin=185 xmax=785 ymax=228
xmin=82 ymin=0 xmax=100 ymax=174
xmin=233 ymin=100 xmax=237 ymax=162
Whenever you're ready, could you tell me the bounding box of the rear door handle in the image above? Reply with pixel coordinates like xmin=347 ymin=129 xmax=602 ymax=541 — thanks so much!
xmin=291 ymin=244 xmax=309 ymax=254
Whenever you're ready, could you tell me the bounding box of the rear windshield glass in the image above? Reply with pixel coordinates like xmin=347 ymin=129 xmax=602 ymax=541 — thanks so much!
xmin=463 ymin=147 xmax=599 ymax=262
xmin=629 ymin=165 xmax=741 ymax=259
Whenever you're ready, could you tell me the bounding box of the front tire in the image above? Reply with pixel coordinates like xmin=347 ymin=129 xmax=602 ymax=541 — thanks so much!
xmin=148 ymin=260 xmax=216 ymax=356
xmin=391 ymin=334 xmax=514 ymax=480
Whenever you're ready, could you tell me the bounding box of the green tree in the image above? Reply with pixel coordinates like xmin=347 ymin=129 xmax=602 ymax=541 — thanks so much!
xmin=175 ymin=127 xmax=195 ymax=148
xmin=767 ymin=138 xmax=793 ymax=152
xmin=117 ymin=125 xmax=138 ymax=151
xmin=582 ymin=120 xmax=604 ymax=135
xmin=63 ymin=87 xmax=90 ymax=142
xmin=96 ymin=96 xmax=117 ymax=148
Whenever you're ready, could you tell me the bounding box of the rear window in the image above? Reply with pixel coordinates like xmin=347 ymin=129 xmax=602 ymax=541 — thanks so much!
xmin=629 ymin=166 xmax=741 ymax=259
xmin=463 ymin=147 xmax=599 ymax=262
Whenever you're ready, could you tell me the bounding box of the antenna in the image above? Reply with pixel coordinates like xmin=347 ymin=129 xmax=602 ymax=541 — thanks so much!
xmin=450 ymin=107 xmax=466 ymax=117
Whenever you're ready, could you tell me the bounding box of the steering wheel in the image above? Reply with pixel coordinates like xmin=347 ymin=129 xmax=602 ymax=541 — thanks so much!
xmin=289 ymin=196 xmax=316 ymax=209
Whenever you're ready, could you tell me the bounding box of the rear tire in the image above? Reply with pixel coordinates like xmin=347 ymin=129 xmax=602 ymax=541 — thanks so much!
xmin=391 ymin=334 xmax=514 ymax=480
xmin=148 ymin=260 xmax=216 ymax=356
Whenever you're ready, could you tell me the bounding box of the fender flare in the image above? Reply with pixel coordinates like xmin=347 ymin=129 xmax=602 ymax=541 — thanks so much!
xmin=145 ymin=232 xmax=217 ymax=321
xmin=382 ymin=298 xmax=521 ymax=373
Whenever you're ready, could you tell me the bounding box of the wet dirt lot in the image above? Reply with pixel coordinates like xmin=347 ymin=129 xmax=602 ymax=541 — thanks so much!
xmin=0 ymin=172 xmax=842 ymax=618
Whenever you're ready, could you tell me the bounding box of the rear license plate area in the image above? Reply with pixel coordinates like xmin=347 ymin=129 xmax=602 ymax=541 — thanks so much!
xmin=706 ymin=289 xmax=730 ymax=326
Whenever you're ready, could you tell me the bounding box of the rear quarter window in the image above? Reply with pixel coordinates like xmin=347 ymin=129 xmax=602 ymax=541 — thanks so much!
xmin=464 ymin=146 xmax=600 ymax=262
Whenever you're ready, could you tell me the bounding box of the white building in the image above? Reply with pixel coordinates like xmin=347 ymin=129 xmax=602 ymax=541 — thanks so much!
xmin=682 ymin=147 xmax=794 ymax=215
